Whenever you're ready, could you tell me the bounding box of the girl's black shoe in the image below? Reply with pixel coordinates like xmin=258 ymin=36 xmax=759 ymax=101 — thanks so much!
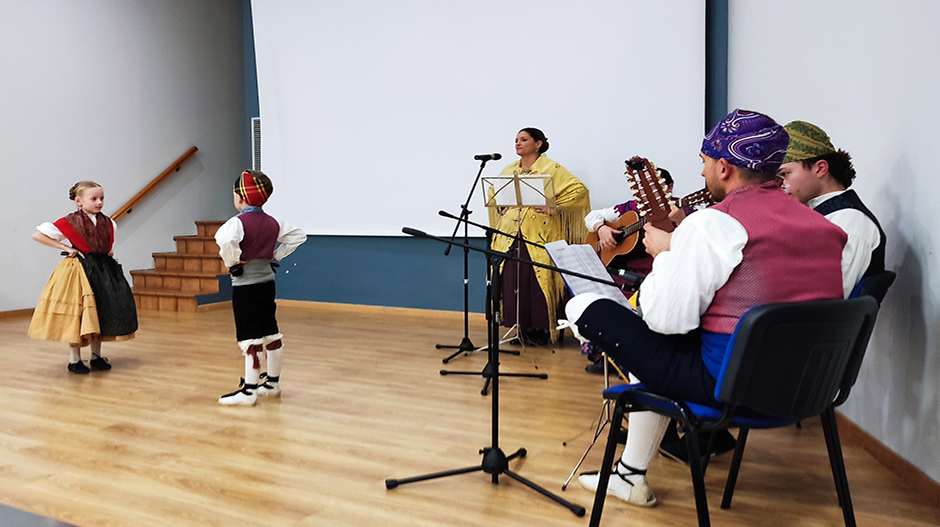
xmin=68 ymin=361 xmax=90 ymax=374
xmin=89 ymin=356 xmax=112 ymax=371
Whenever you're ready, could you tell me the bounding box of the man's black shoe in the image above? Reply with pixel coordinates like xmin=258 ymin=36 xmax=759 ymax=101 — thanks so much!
xmin=659 ymin=429 xmax=737 ymax=464
xmin=585 ymin=361 xmax=619 ymax=375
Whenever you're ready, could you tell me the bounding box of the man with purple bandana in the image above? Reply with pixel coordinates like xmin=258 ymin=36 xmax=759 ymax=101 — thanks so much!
xmin=566 ymin=109 xmax=850 ymax=508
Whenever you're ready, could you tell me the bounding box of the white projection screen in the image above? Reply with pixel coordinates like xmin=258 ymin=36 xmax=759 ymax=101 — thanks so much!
xmin=251 ymin=0 xmax=705 ymax=235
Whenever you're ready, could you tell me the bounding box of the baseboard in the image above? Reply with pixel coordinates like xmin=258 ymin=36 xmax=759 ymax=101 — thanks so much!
xmin=275 ymin=299 xmax=487 ymax=322
xmin=197 ymin=301 xmax=232 ymax=312
xmin=0 ymin=308 xmax=33 ymax=320
xmin=836 ymin=411 xmax=940 ymax=507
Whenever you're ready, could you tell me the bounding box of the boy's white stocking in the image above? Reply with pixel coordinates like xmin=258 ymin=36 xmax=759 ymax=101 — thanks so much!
xmin=266 ymin=347 xmax=283 ymax=378
xmin=244 ymin=346 xmax=262 ymax=385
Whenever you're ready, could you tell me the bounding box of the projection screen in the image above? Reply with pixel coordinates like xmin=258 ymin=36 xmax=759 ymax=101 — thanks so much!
xmin=251 ymin=0 xmax=705 ymax=235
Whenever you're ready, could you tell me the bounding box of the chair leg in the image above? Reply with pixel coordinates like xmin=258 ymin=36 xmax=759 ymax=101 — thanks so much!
xmin=721 ymin=428 xmax=749 ymax=509
xmin=821 ymin=408 xmax=857 ymax=527
xmin=588 ymin=400 xmax=626 ymax=527
xmin=821 ymin=413 xmax=845 ymax=508
xmin=684 ymin=419 xmax=712 ymax=527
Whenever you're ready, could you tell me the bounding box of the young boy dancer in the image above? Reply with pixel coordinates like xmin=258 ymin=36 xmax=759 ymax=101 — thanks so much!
xmin=216 ymin=170 xmax=306 ymax=406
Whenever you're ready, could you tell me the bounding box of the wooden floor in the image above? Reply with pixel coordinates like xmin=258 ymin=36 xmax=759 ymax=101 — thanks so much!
xmin=1 ymin=303 xmax=939 ymax=527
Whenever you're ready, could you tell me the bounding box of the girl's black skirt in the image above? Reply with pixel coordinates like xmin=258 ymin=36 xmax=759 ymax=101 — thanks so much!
xmin=81 ymin=253 xmax=138 ymax=337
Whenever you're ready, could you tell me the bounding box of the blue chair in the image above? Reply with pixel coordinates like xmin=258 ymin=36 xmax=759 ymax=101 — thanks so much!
xmin=587 ymin=296 xmax=881 ymax=527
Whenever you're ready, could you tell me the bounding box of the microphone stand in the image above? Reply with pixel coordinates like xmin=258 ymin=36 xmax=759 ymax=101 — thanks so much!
xmin=436 ymin=157 xmax=492 ymax=363
xmin=388 ymin=225 xmax=624 ymax=517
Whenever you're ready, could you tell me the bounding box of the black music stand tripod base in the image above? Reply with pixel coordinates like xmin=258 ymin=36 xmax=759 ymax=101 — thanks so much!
xmin=392 ymin=227 xmax=588 ymax=518
xmin=385 ymin=447 xmax=585 ymax=517
xmin=437 ymin=336 xmax=477 ymax=363
xmin=440 ymin=361 xmax=548 ymax=396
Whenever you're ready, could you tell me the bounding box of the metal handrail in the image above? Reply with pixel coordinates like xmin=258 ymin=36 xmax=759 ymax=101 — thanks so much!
xmin=111 ymin=146 xmax=198 ymax=221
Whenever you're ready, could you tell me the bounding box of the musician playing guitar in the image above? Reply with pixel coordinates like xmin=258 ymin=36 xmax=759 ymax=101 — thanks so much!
xmin=583 ymin=168 xmax=694 ymax=277
xmin=580 ymin=167 xmax=700 ymax=376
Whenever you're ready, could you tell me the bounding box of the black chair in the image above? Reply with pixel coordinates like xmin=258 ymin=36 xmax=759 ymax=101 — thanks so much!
xmin=587 ymin=296 xmax=881 ymax=527
xmin=849 ymin=270 xmax=896 ymax=305
xmin=720 ymin=270 xmax=895 ymax=514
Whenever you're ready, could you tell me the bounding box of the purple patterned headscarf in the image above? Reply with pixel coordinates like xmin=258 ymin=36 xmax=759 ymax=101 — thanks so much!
xmin=701 ymin=109 xmax=789 ymax=173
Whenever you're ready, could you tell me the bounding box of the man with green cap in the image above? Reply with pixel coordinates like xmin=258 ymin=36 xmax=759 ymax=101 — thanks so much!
xmin=778 ymin=121 xmax=886 ymax=297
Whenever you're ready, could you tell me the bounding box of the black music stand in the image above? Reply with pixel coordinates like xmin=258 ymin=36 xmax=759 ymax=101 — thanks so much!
xmin=387 ymin=226 xmax=590 ymax=517
xmin=437 ymin=210 xmax=561 ymax=395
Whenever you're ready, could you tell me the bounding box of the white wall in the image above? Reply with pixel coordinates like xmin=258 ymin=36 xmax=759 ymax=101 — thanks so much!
xmin=0 ymin=0 xmax=246 ymax=311
xmin=251 ymin=0 xmax=706 ymax=236
xmin=729 ymin=0 xmax=940 ymax=483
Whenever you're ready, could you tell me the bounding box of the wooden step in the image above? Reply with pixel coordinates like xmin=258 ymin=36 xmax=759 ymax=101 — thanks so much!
xmin=196 ymin=220 xmax=225 ymax=238
xmin=131 ymin=220 xmax=229 ymax=312
xmin=130 ymin=269 xmax=221 ymax=295
xmin=173 ymin=235 xmax=219 ymax=255
xmin=133 ymin=289 xmax=200 ymax=313
xmin=152 ymin=252 xmax=227 ymax=275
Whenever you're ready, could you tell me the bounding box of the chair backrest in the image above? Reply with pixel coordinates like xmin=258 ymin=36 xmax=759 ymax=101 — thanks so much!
xmin=717 ymin=297 xmax=879 ymax=420
xmin=833 ymin=270 xmax=895 ymax=406
xmin=850 ymin=270 xmax=896 ymax=304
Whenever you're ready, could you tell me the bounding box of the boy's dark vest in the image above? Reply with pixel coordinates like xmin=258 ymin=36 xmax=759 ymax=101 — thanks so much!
xmin=812 ymin=189 xmax=886 ymax=278
xmin=238 ymin=211 xmax=280 ymax=261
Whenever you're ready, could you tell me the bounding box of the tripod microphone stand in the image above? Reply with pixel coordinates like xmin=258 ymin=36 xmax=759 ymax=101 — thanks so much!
xmin=387 ymin=226 xmax=591 ymax=517
xmin=437 ymin=156 xmax=501 ymax=364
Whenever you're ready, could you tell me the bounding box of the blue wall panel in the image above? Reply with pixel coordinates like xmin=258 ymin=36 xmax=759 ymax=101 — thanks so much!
xmin=202 ymin=235 xmax=489 ymax=313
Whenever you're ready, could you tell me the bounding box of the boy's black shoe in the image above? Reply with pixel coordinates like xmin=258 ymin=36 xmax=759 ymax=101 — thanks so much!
xmin=68 ymin=361 xmax=90 ymax=374
xmin=659 ymin=429 xmax=737 ymax=464
xmin=89 ymin=356 xmax=112 ymax=371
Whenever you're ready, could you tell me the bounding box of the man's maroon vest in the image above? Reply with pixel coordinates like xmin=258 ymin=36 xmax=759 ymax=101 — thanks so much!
xmin=238 ymin=211 xmax=280 ymax=261
xmin=701 ymin=182 xmax=846 ymax=333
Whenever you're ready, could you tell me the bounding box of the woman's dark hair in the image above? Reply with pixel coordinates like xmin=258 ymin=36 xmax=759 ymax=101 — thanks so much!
xmin=801 ymin=150 xmax=856 ymax=188
xmin=520 ymin=127 xmax=550 ymax=154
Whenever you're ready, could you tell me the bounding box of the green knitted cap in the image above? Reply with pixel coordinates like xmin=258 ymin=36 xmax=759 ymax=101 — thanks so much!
xmin=782 ymin=121 xmax=836 ymax=163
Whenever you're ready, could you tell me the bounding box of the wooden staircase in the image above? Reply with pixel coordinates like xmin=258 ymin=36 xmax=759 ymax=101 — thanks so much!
xmin=132 ymin=221 xmax=227 ymax=312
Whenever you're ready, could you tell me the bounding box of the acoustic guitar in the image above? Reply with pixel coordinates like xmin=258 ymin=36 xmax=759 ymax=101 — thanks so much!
xmin=586 ymin=158 xmax=713 ymax=265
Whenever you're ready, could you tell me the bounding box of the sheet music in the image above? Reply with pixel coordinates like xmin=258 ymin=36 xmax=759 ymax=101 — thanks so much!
xmin=544 ymin=241 xmax=635 ymax=311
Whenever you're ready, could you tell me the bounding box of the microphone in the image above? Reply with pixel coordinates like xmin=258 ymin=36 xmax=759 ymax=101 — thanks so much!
xmin=606 ymin=267 xmax=646 ymax=286
xmin=473 ymin=153 xmax=502 ymax=162
xmin=402 ymin=227 xmax=428 ymax=238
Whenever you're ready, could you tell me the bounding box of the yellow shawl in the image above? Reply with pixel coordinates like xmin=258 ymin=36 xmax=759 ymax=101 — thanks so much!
xmin=487 ymin=155 xmax=591 ymax=342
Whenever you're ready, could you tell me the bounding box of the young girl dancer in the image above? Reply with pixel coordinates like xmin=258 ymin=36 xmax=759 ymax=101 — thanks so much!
xmin=29 ymin=181 xmax=138 ymax=373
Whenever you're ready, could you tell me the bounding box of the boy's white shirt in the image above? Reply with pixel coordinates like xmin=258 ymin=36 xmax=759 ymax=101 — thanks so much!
xmin=215 ymin=214 xmax=306 ymax=268
xmin=807 ymin=190 xmax=881 ymax=298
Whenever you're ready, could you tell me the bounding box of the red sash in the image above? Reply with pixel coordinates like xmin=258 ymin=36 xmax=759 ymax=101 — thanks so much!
xmin=53 ymin=212 xmax=114 ymax=254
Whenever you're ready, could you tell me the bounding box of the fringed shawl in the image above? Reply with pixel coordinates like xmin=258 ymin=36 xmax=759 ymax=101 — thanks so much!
xmin=488 ymin=155 xmax=591 ymax=342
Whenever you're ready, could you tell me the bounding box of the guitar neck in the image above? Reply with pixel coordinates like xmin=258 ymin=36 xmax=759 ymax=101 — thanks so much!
xmin=621 ymin=215 xmax=648 ymax=237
